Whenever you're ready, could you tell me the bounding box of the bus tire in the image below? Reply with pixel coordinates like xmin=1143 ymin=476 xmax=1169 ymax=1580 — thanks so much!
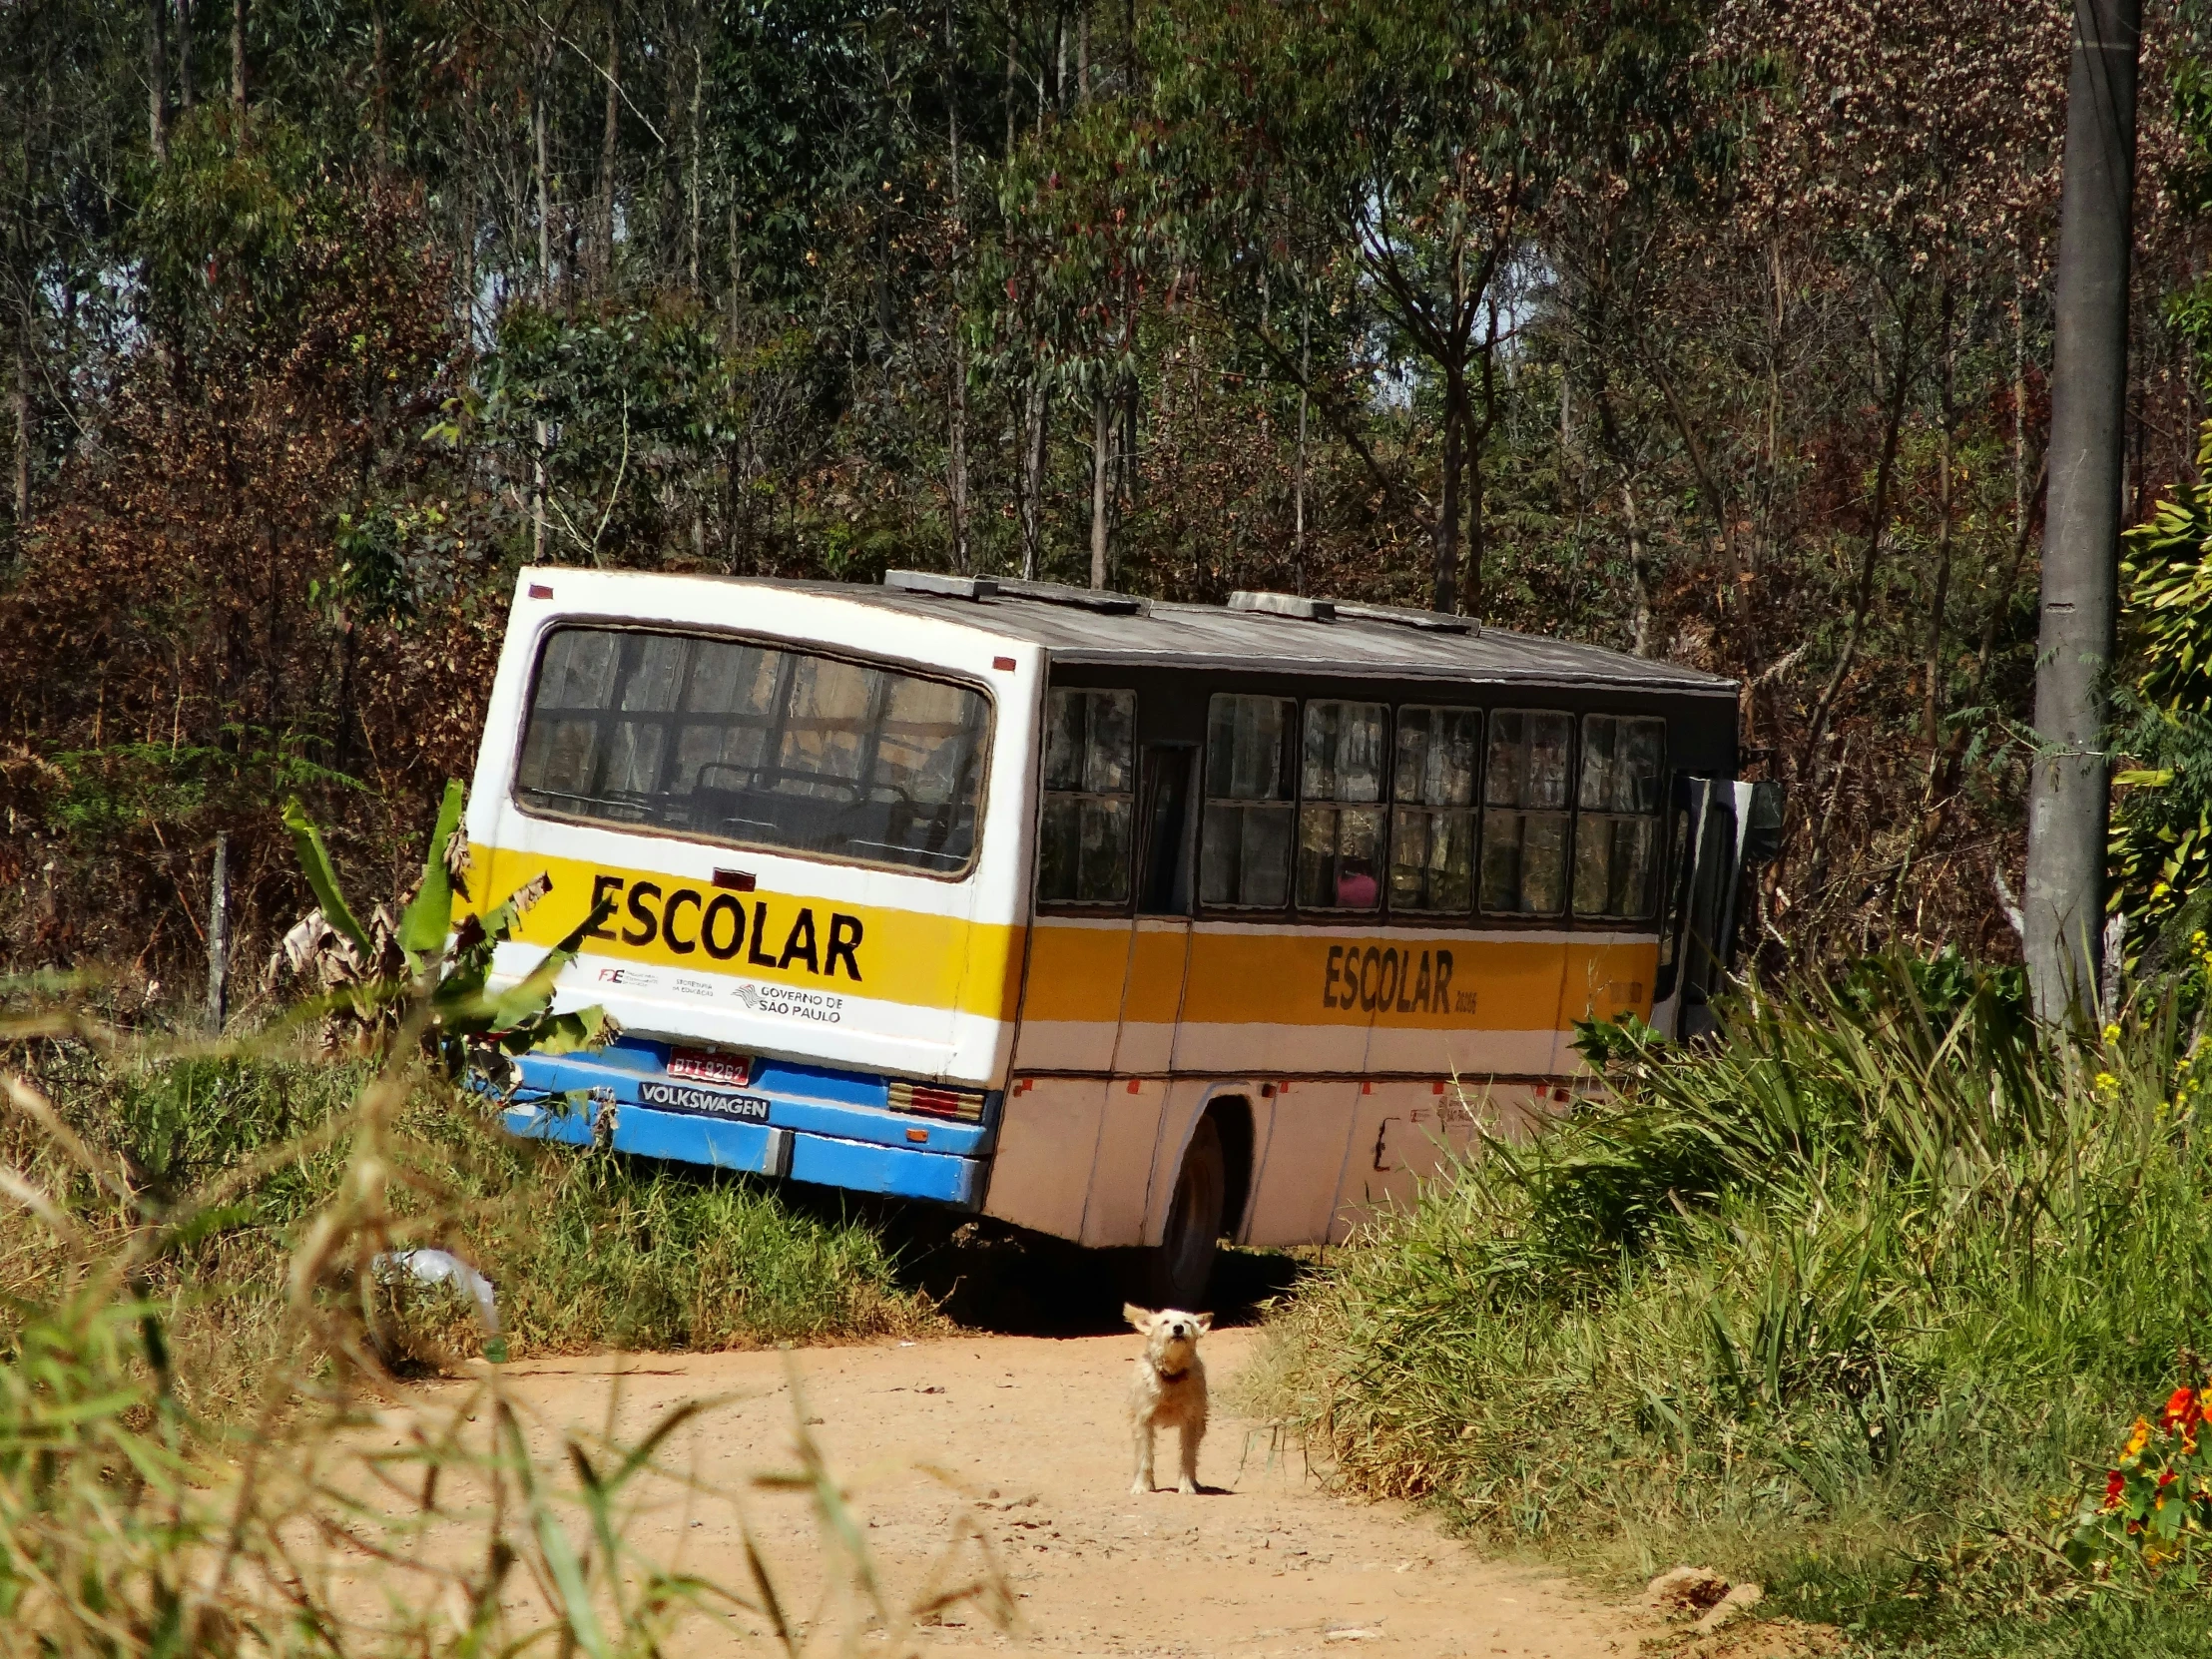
xmin=1142 ymin=1113 xmax=1227 ymax=1310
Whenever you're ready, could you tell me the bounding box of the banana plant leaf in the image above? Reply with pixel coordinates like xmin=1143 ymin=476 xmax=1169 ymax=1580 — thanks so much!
xmin=279 ymin=799 xmax=371 ymax=957
xmin=397 ymin=781 xmax=467 ymax=973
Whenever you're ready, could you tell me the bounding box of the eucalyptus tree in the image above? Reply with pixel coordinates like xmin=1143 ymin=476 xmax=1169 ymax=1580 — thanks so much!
xmin=1157 ymin=0 xmax=1708 ymax=616
xmin=980 ymin=91 xmax=1172 ymax=588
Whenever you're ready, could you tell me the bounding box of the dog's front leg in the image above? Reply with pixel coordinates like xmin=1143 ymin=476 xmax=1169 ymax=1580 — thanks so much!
xmin=1176 ymin=1416 xmax=1203 ymax=1495
xmin=1131 ymin=1419 xmax=1156 ymax=1494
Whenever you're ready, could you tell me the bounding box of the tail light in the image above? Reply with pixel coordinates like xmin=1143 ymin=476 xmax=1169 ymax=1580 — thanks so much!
xmin=886 ymin=1080 xmax=986 ymax=1123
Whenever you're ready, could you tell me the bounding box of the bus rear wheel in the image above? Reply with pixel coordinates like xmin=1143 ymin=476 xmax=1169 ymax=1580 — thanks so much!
xmin=1142 ymin=1114 xmax=1226 ymax=1310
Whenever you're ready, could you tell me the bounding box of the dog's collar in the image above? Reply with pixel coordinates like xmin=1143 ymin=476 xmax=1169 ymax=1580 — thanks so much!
xmin=1154 ymin=1364 xmax=1190 ymax=1382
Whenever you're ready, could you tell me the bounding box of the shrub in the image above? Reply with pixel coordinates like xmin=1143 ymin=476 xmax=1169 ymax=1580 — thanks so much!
xmin=1247 ymin=954 xmax=2212 ymax=1638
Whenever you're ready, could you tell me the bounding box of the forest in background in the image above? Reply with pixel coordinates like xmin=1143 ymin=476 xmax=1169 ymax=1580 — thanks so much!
xmin=2 ymin=0 xmax=2210 ymax=1006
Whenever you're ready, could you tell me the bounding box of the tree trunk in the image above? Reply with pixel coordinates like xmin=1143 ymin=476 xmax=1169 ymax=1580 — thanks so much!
xmin=205 ymin=832 xmax=229 ymax=1034
xmin=946 ymin=0 xmax=970 ymax=574
xmin=1622 ymin=478 xmax=1652 ymax=657
xmin=2024 ymin=0 xmax=2140 ymax=1026
xmin=533 ymin=58 xmax=552 ymax=571
xmin=1089 ymin=388 xmax=1111 ymax=588
xmin=533 ymin=71 xmax=552 ymax=293
xmin=1801 ymin=300 xmax=1917 ymax=795
xmin=11 ymin=309 xmax=29 ymax=532
xmin=148 ymin=0 xmax=168 ymax=159
xmin=949 ymin=342 xmax=970 ymax=572
xmin=370 ymin=0 xmax=387 ymax=170
xmin=1463 ymin=306 xmax=1499 ymax=621
xmin=1292 ymin=300 xmax=1310 ymax=595
xmin=1925 ymin=287 xmax=1957 ymax=752
xmin=600 ymin=2 xmax=620 ymax=291
xmin=1429 ymin=372 xmax=1462 ymax=613
xmin=1463 ymin=422 xmax=1485 ymax=621
xmin=230 ymin=0 xmax=245 ymax=109
xmin=458 ymin=75 xmax=477 ymax=337
xmin=561 ymin=171 xmax=580 ymax=309
xmin=688 ymin=44 xmax=703 ymax=289
xmin=1020 ymin=376 xmax=1047 ymax=580
xmin=178 ymin=0 xmax=194 ymax=110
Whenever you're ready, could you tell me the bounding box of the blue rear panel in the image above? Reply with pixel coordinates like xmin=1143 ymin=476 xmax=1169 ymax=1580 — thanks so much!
xmin=502 ymin=1039 xmax=994 ymax=1209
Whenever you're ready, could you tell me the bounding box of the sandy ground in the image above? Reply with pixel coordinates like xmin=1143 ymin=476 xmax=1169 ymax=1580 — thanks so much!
xmin=402 ymin=1327 xmax=1657 ymax=1659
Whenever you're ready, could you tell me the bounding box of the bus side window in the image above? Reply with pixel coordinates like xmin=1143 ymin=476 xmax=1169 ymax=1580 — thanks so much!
xmin=1037 ymin=689 xmax=1137 ymax=905
xmin=1478 ymin=710 xmax=1572 ymax=916
xmin=1389 ymin=706 xmax=1480 ymax=914
xmin=1572 ymin=714 xmax=1667 ymax=920
xmin=1199 ymin=694 xmax=1298 ymax=909
xmin=1297 ymin=701 xmax=1386 ymax=911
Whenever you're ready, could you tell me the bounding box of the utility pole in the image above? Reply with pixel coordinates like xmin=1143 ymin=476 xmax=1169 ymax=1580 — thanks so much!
xmin=2024 ymin=0 xmax=2139 ymax=1026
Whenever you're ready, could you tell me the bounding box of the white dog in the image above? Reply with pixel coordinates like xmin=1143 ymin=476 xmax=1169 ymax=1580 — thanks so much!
xmin=1125 ymin=1305 xmax=1212 ymax=1494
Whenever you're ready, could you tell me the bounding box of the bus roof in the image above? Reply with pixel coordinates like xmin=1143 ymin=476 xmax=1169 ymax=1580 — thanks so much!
xmin=526 ymin=568 xmax=1736 ymax=696
xmin=730 ymin=572 xmax=1739 ymax=697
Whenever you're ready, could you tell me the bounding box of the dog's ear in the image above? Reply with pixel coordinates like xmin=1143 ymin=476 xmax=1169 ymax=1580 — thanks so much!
xmin=1123 ymin=1303 xmax=1154 ymax=1331
xmin=1192 ymin=1312 xmax=1214 ymax=1334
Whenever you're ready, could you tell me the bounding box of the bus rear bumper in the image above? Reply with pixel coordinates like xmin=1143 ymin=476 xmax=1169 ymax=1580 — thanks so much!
xmin=500 ymin=1096 xmax=987 ymax=1209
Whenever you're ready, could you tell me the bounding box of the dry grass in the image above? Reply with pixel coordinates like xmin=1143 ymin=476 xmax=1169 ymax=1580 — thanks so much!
xmin=0 ymin=993 xmax=991 ymax=1656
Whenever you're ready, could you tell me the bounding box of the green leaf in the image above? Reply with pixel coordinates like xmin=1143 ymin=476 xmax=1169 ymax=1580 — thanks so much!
xmin=533 ymin=1005 xmax=615 ymax=1055
xmin=532 ymin=1493 xmax=610 ymax=1659
xmin=484 ymin=894 xmax=617 ymax=1032
xmin=280 ymin=798 xmax=370 ymax=957
xmin=398 ymin=781 xmax=466 ymax=972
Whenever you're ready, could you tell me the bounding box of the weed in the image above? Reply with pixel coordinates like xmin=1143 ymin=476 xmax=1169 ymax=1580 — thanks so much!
xmin=2 ymin=1036 xmax=936 ymax=1422
xmin=0 ymin=1000 xmax=996 ymax=1656
xmin=1246 ymin=956 xmax=2212 ymax=1654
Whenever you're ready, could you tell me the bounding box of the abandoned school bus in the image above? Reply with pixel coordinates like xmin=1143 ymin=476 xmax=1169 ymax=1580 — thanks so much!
xmin=463 ymin=566 xmax=1766 ymax=1303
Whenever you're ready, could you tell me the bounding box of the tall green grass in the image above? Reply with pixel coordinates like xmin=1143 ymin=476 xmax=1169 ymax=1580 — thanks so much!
xmin=0 ymin=1013 xmax=1003 ymax=1656
xmin=4 ymin=1038 xmax=935 ymax=1420
xmin=1246 ymin=955 xmax=2212 ymax=1649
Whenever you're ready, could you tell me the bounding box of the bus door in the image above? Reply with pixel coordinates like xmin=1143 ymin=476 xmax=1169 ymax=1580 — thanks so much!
xmin=1651 ymin=777 xmax=1781 ymax=1040
xmin=1082 ymin=744 xmax=1198 ymax=1245
xmin=1115 ymin=743 xmax=1199 ymax=1070
xmin=1652 ymin=777 xmax=1731 ymax=1040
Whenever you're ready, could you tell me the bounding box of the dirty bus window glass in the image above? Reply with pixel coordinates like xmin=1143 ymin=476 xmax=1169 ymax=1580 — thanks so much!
xmin=1573 ymin=714 xmax=1666 ymax=919
xmin=1478 ymin=710 xmax=1572 ymax=915
xmin=1200 ymin=695 xmax=1297 ymax=909
xmin=1037 ymin=689 xmax=1136 ymax=904
xmin=1297 ymin=701 xmax=1385 ymax=910
xmin=513 ymin=626 xmax=990 ymax=873
xmin=1389 ymin=706 xmax=1480 ymax=914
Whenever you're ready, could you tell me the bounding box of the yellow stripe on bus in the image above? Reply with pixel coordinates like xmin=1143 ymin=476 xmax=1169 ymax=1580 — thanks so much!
xmin=1024 ymin=919 xmax=1660 ymax=1032
xmin=464 ymin=845 xmax=1024 ymax=1020
xmin=1018 ymin=922 xmax=1134 ymax=1024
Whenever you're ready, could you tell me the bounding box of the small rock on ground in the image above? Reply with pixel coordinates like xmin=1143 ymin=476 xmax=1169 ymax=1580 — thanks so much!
xmin=1646 ymin=1565 xmax=1733 ymax=1615
xmin=1693 ymin=1583 xmax=1764 ymax=1634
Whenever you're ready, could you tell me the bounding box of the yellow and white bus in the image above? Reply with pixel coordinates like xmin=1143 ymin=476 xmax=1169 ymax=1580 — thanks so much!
xmin=464 ymin=566 xmax=1764 ymax=1303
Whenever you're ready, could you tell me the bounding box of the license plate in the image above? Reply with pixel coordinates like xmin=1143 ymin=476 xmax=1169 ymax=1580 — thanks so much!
xmin=637 ymin=1080 xmax=772 ymax=1122
xmin=667 ymin=1046 xmax=750 ymax=1087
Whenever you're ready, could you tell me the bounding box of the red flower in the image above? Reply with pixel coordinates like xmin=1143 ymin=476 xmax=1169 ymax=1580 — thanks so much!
xmin=2164 ymin=1387 xmax=2197 ymax=1431
xmin=2106 ymin=1469 xmax=2126 ymax=1508
xmin=2160 ymin=1469 xmax=2179 ymax=1490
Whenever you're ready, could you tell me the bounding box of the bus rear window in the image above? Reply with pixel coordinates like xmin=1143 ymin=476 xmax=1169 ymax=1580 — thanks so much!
xmin=513 ymin=626 xmax=991 ymax=875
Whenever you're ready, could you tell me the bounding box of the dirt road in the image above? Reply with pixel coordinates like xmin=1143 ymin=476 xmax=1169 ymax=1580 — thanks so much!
xmin=478 ymin=1328 xmax=1645 ymax=1658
